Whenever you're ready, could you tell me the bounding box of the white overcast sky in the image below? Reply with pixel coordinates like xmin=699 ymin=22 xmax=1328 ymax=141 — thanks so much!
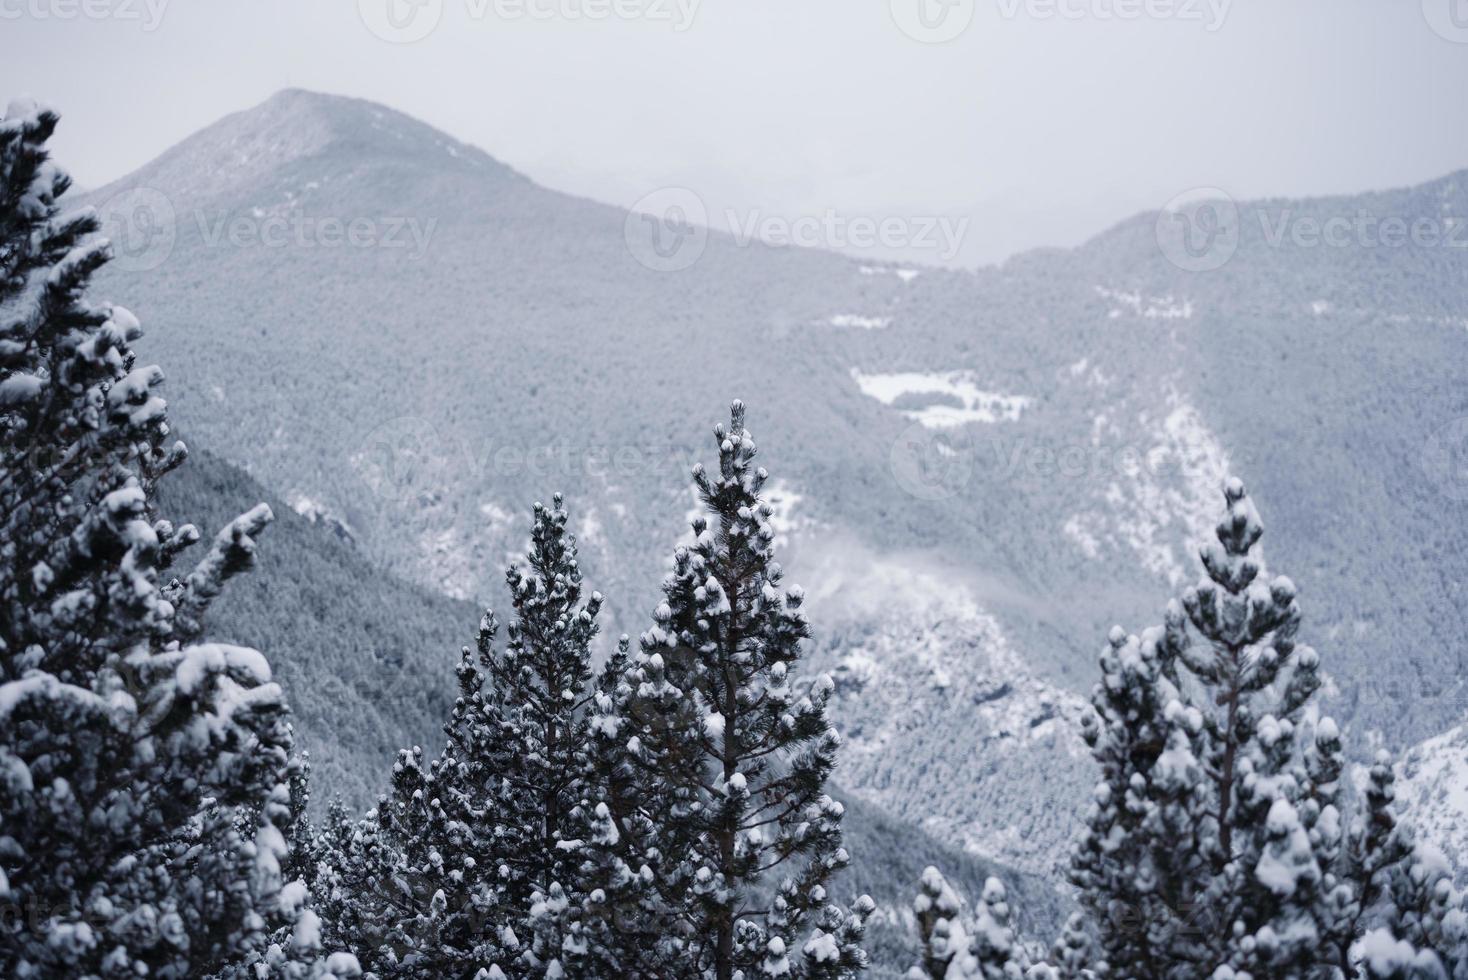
xmin=4 ymin=0 xmax=1467 ymax=265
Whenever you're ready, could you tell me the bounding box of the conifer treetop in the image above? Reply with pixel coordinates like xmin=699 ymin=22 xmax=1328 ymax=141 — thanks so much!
xmin=1070 ymin=476 xmax=1413 ymax=978
xmin=619 ymin=400 xmax=867 ymax=979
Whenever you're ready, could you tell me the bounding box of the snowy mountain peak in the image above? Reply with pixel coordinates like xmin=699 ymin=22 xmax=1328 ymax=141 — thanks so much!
xmin=90 ymin=89 xmax=518 ymax=207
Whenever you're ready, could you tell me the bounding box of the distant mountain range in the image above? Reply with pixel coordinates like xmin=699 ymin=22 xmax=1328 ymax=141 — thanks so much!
xmin=82 ymin=89 xmax=1468 ymax=891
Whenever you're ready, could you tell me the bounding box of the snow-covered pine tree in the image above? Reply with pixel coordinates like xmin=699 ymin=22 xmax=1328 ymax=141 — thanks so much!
xmin=1069 ymin=478 xmax=1411 ymax=979
xmin=906 ymin=868 xmax=1030 ymax=980
xmin=1360 ymin=842 xmax=1468 ymax=979
xmin=483 ymin=495 xmax=604 ymax=974
xmin=618 ymin=400 xmax=870 ymax=979
xmin=968 ymin=878 xmax=1027 ymax=979
xmin=329 ymin=497 xmax=606 ymax=978
xmin=278 ymin=746 xmax=319 ymax=891
xmin=299 ymin=794 xmax=356 ymax=941
xmin=327 ymin=614 xmax=516 ymax=978
xmin=560 ymin=634 xmax=682 ymax=977
xmin=0 ymin=100 xmax=353 ymax=977
xmin=909 ymin=866 xmax=975 ymax=979
xmin=1043 ymin=914 xmax=1097 ymax=980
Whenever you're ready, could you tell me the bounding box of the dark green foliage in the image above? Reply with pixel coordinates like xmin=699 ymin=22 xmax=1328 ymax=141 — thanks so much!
xmin=1069 ymin=480 xmax=1413 ymax=979
xmin=1364 ymin=846 xmax=1468 ymax=978
xmin=154 ymin=446 xmax=475 ymax=813
xmin=314 ymin=608 xmax=528 ymax=977
xmin=611 ymin=401 xmax=869 ymax=978
xmin=319 ymin=498 xmax=613 ymax=978
xmin=837 ymin=795 xmax=1069 ymax=979
xmin=484 ymin=496 xmax=602 ymax=911
xmin=160 ymin=446 xmax=1057 ymax=978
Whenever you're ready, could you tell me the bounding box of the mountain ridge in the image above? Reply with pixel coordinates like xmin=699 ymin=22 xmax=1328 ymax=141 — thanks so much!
xmin=87 ymin=88 xmax=527 ymax=206
xmin=91 ymin=87 xmax=1468 ymax=278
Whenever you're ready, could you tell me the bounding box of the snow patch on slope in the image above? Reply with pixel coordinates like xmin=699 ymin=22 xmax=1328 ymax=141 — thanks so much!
xmin=827 ymin=314 xmax=892 ymax=330
xmin=1065 ymin=358 xmax=1111 ymax=388
xmin=1384 ymin=312 xmax=1468 ymax=332
xmin=479 ymin=501 xmax=513 ymax=525
xmin=1062 ymin=389 xmax=1230 ymax=584
xmin=793 ymin=534 xmax=1090 ymax=872
xmin=1395 ymin=724 xmax=1468 ymax=874
xmin=763 ymin=480 xmax=807 ymax=548
xmin=858 ymin=265 xmax=921 ymax=283
xmin=578 ymin=507 xmax=604 ymax=547
xmin=1095 ymin=285 xmax=1194 ymax=321
xmin=851 ymin=369 xmax=1033 ymax=428
xmin=419 ymin=526 xmax=476 ymax=601
xmin=287 ymin=492 xmax=355 ymax=543
xmin=403 ymin=500 xmax=520 ymax=601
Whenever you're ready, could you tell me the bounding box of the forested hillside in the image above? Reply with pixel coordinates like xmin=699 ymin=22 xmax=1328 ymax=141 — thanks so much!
xmin=86 ymin=90 xmax=1468 ymax=882
xmin=158 ymin=447 xmax=1069 ymax=973
xmin=154 ymin=446 xmax=474 ymax=809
